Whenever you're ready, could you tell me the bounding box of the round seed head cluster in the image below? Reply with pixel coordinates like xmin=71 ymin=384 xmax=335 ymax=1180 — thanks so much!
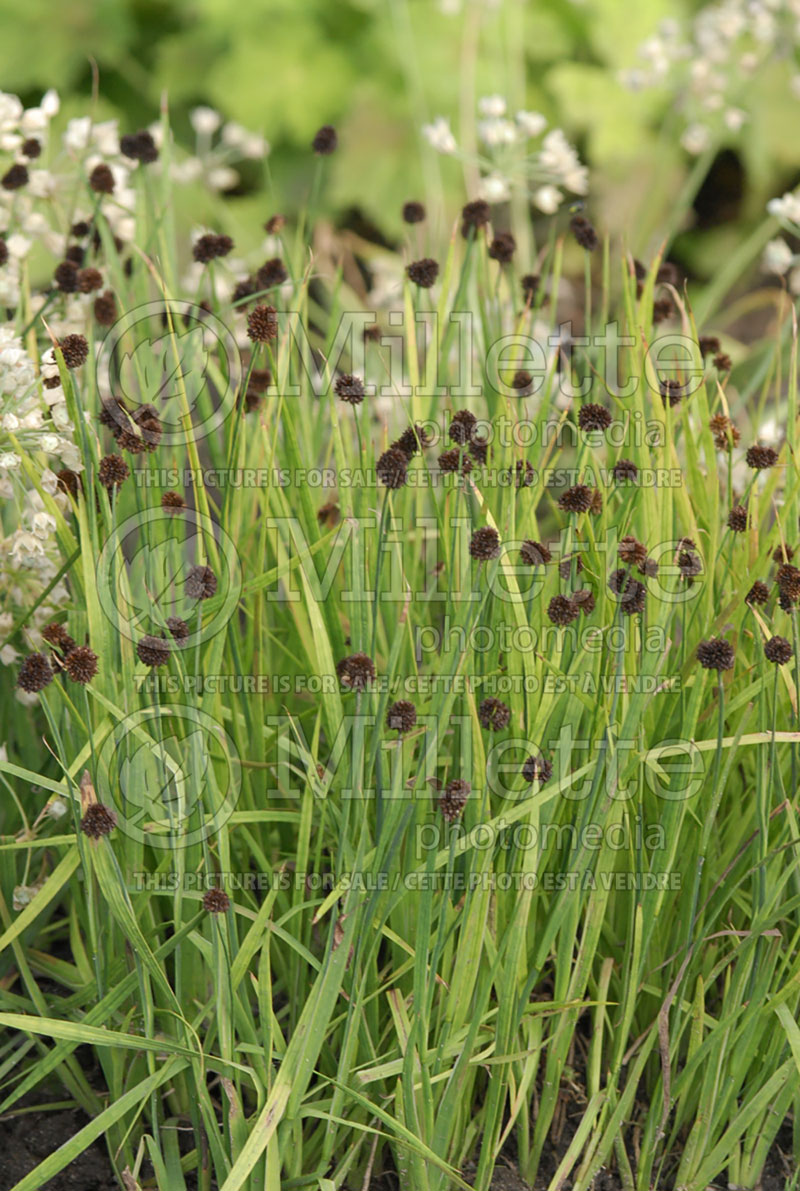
xmin=439 ymin=779 xmax=470 ymax=823
xmin=336 ymin=652 xmax=376 ymax=692
xmin=386 ymin=699 xmax=417 ymax=733
xmin=478 ymin=697 xmax=511 ymax=732
xmin=469 ymin=527 xmax=501 ymax=561
xmin=696 ymin=637 xmax=735 ymax=671
xmin=80 ymin=803 xmax=117 ymax=839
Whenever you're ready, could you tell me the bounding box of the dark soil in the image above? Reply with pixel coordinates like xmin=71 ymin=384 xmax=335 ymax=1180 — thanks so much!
xmin=0 ymin=1100 xmax=117 ymax=1190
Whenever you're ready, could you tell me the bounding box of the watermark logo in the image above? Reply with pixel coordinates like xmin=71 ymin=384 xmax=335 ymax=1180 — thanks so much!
xmin=96 ymin=300 xmax=242 ymax=446
xmin=96 ymin=507 xmax=242 ymax=648
xmin=98 ymin=705 xmax=241 ymax=847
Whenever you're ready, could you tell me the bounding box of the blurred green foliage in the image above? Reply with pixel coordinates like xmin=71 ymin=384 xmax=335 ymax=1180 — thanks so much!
xmin=1 ymin=0 xmax=798 ymax=262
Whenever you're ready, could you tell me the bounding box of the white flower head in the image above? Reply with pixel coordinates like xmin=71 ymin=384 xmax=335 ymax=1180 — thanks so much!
xmin=533 ymin=184 xmax=563 ymax=214
xmin=190 ymin=106 xmax=222 ymax=136
xmin=681 ymin=122 xmax=711 ymax=154
xmin=767 ymin=191 xmax=800 ymax=225
xmin=422 ymin=116 xmax=457 ymax=155
xmin=478 ymin=172 xmax=511 ymax=203
xmin=478 ymin=95 xmax=507 ymax=119
xmin=762 ymin=237 xmax=793 ymax=274
xmin=516 ymin=110 xmax=547 ymax=137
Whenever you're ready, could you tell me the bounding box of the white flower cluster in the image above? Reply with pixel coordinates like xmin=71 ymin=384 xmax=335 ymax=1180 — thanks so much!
xmin=171 ymin=106 xmax=269 ymax=192
xmin=621 ymin=0 xmax=800 ymax=154
xmin=761 ymin=189 xmax=800 ymax=292
xmin=422 ymin=95 xmax=588 ymax=211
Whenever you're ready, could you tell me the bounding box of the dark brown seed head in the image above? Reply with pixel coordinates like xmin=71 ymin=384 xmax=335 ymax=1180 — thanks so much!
xmin=570 ymin=214 xmax=598 ymax=251
xmin=510 ymin=370 xmax=533 ymax=394
xmin=54 ymin=260 xmax=79 ymax=292
xmin=247 ymin=304 xmax=278 ymax=343
xmin=512 ymin=459 xmax=534 ymax=488
xmin=678 ymin=549 xmax=702 ymax=581
xmin=558 ymin=484 xmax=593 ymax=514
xmin=653 ymin=297 xmax=674 ymax=324
xmin=363 ymin=323 xmax=381 ymax=342
xmin=547 ymin=595 xmax=579 ymax=626
xmin=777 ymin=564 xmax=800 ymax=602
xmin=573 ymin=588 xmax=596 ymax=615
xmin=64 ymin=646 xmax=98 ymax=685
xmin=394 ymin=423 xmax=431 ymax=458
xmin=406 ymin=258 xmax=439 ymax=288
xmin=522 ymin=754 xmax=552 ymax=784
xmin=773 ymin=543 xmax=794 ymax=564
xmin=185 ymin=565 xmax=218 ymax=600
xmin=478 ymin=697 xmax=510 ymax=732
xmin=488 ymin=231 xmax=516 ymax=263
xmin=2 ymin=163 xmax=28 ymax=190
xmin=98 ymin=454 xmax=129 ymax=490
xmin=77 ymin=267 xmax=103 ymax=294
xmin=449 ymin=409 xmax=477 ymax=445
xmin=745 ymin=580 xmax=769 ymax=606
xmin=439 ymin=779 xmax=470 ymax=823
xmin=438 ymin=447 xmax=472 ymax=475
xmin=402 ymin=201 xmax=426 ymax=224
xmin=136 ymin=635 xmax=170 ymax=667
xmin=337 ymin=652 xmax=375 ymax=692
xmin=42 ymin=623 xmax=76 ymax=653
xmin=727 ymin=505 xmax=748 ymax=533
xmin=657 ymin=261 xmax=681 ymax=287
xmin=765 ymin=635 xmax=792 ymax=665
xmin=469 ymin=527 xmax=501 ymax=561
xmin=202 ymin=887 xmax=231 ymax=914
xmin=468 ymin=437 xmax=489 ymax=466
xmin=699 ymin=335 xmax=721 ymax=356
xmin=696 ymin=637 xmax=735 ymax=671
xmin=386 ymin=699 xmax=417 ymax=733
xmin=317 ymin=500 xmax=340 ymax=528
xmin=746 ymin=444 xmax=779 ymax=470
xmin=161 ymin=491 xmax=185 ymax=513
xmin=376 ymin=446 xmax=409 ymax=489
xmin=21 ymin=137 xmax=41 ymax=159
xmin=618 ymin=535 xmax=648 ymax=568
xmin=520 ymin=539 xmax=551 ymax=566
xmin=264 ymin=213 xmax=285 ymax=234
xmin=256 ymin=257 xmax=288 ymax=289
xmin=559 ymin=554 xmax=583 ymax=581
xmin=193 ymin=233 xmax=234 ymax=264
xmin=166 ymin=616 xmax=190 ymax=644
xmin=312 ymin=125 xmax=337 ymax=155
xmin=89 ymin=163 xmax=115 ymax=194
xmin=0 ymin=237 xmax=7 ymax=267
xmin=18 ymin=653 xmax=54 ymax=692
xmin=335 ymin=374 xmax=365 ymax=404
xmin=57 ymin=469 xmax=81 ymax=498
xmin=612 ymin=458 xmax=638 ymax=483
xmin=99 ymin=397 xmax=128 ymax=438
xmin=709 ymin=413 xmax=740 ymax=450
xmin=578 ymin=403 xmax=612 ymax=432
xmin=608 ymin=569 xmax=647 ymax=614
xmin=714 ymin=353 xmax=732 ymax=372
xmin=80 ymin=802 xmax=117 ymax=839
xmin=659 ymin=378 xmax=685 ymax=407
xmin=58 ymin=334 xmax=89 ymax=369
xmin=120 ymin=130 xmax=159 ymax=163
xmin=94 ymin=291 xmax=117 ymax=326
xmin=232 ymin=277 xmax=257 ymax=305
xmin=521 ymin=273 xmax=539 ymax=303
xmin=461 ymin=200 xmax=491 ymax=238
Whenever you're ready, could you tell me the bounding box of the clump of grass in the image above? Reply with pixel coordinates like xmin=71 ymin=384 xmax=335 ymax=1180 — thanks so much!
xmin=0 ymin=91 xmax=798 ymax=1191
